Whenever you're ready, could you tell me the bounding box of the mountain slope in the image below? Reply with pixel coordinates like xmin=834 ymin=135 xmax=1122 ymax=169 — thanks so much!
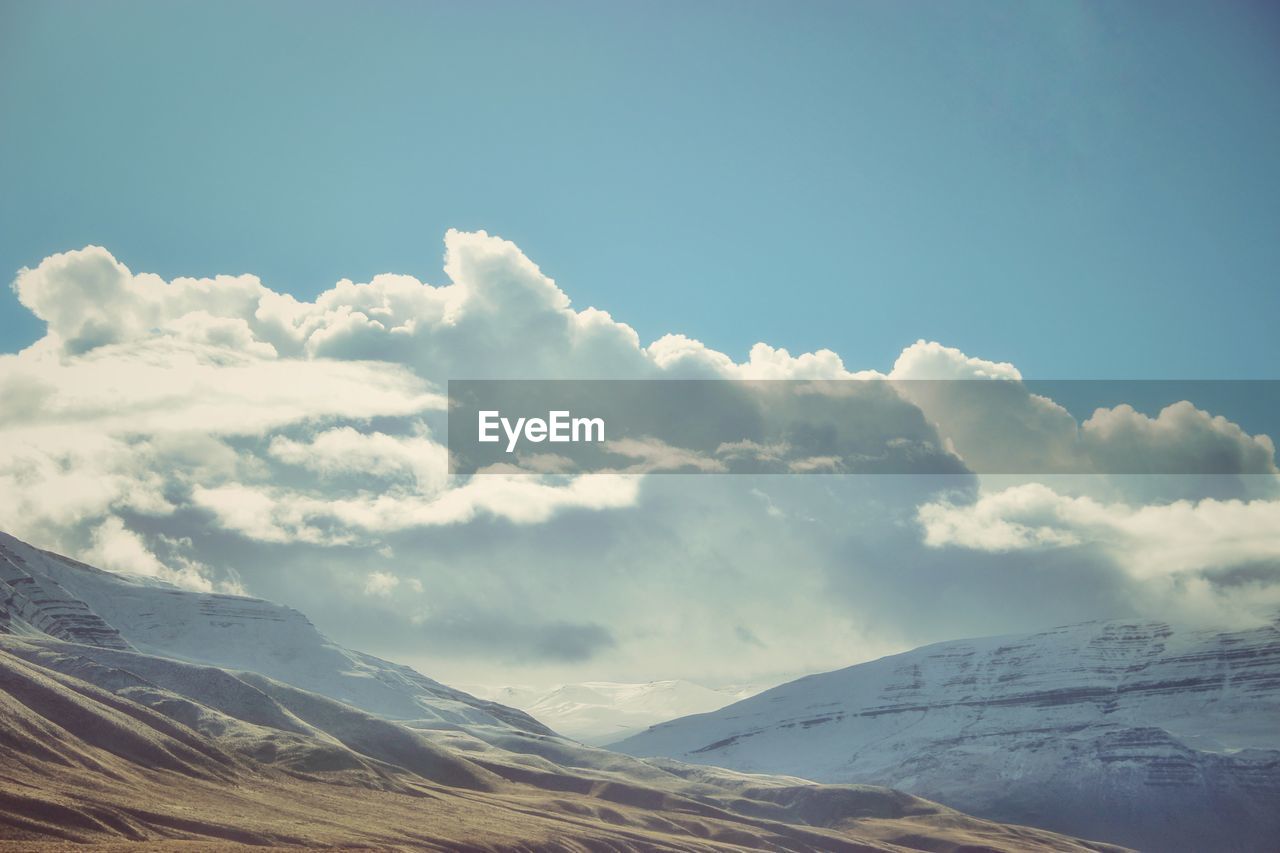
xmin=0 ymin=528 xmax=1129 ymax=851
xmin=615 ymin=619 xmax=1280 ymax=852
xmin=0 ymin=646 xmax=1128 ymax=852
xmin=0 ymin=531 xmax=545 ymax=735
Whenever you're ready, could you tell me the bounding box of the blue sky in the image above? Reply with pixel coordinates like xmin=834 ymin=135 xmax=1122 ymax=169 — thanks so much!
xmin=2 ymin=1 xmax=1280 ymax=685
xmin=2 ymin=0 xmax=1277 ymax=377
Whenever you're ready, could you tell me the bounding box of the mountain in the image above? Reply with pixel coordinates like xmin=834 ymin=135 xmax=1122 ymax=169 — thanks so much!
xmin=0 ymin=530 xmax=545 ymax=735
xmin=464 ymin=680 xmax=762 ymax=745
xmin=615 ymin=619 xmax=1280 ymax=852
xmin=0 ymin=530 xmax=1127 ymax=851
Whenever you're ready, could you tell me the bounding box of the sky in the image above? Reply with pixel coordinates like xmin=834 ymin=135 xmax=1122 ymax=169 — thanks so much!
xmin=1 ymin=2 xmax=1279 ymax=690
xmin=3 ymin=0 xmax=1279 ymax=378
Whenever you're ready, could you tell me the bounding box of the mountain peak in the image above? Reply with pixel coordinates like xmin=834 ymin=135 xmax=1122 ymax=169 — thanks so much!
xmin=615 ymin=616 xmax=1280 ymax=852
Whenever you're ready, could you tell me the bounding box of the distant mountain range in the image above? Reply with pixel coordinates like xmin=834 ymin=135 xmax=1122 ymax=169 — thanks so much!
xmin=0 ymin=530 xmax=1122 ymax=851
xmin=615 ymin=617 xmax=1280 ymax=852
xmin=462 ymin=680 xmax=762 ymax=745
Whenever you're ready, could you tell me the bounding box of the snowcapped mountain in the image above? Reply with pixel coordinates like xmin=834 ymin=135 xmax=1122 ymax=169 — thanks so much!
xmin=0 ymin=529 xmax=1129 ymax=851
xmin=464 ymin=680 xmax=762 ymax=744
xmin=616 ymin=618 xmax=1280 ymax=852
xmin=0 ymin=531 xmax=546 ymax=735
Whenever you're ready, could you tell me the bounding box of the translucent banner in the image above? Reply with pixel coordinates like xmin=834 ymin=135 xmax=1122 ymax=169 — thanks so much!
xmin=447 ymin=379 xmax=1280 ymax=476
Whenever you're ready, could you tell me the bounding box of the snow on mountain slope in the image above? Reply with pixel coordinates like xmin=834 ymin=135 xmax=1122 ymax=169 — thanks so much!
xmin=0 ymin=536 xmax=130 ymax=650
xmin=0 ymin=531 xmax=547 ymax=735
xmin=616 ymin=618 xmax=1280 ymax=852
xmin=0 ymin=531 xmax=1131 ymax=851
xmin=0 ymin=636 xmax=1130 ymax=851
xmin=464 ymin=680 xmax=762 ymax=745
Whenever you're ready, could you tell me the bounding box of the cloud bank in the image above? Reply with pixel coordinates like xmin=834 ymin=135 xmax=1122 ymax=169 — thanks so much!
xmin=3 ymin=230 xmax=1277 ymax=684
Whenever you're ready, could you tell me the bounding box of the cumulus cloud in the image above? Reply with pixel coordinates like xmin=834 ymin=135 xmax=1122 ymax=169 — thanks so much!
xmin=364 ymin=570 xmax=401 ymax=598
xmin=888 ymin=342 xmax=1278 ymax=496
xmin=646 ymin=337 xmax=875 ymax=380
xmin=890 ymin=340 xmax=1022 ymax=381
xmin=191 ymin=474 xmax=640 ymax=544
xmin=0 ymin=232 xmax=670 ymax=586
xmin=919 ymin=483 xmax=1280 ymax=583
xmin=3 ymin=229 xmax=1278 ymax=683
xmin=84 ymin=516 xmax=216 ymax=592
xmin=13 ymin=232 xmax=652 ymax=379
xmin=1082 ymin=401 xmax=1278 ymax=476
xmin=269 ymin=427 xmax=447 ymax=486
xmin=0 ymin=340 xmax=442 ymax=586
xmin=602 ymin=438 xmax=729 ymax=473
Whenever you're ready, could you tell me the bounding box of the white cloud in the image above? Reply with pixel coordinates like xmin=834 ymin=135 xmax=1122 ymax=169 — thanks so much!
xmin=85 ymin=517 xmax=215 ymax=592
xmin=645 ymin=337 xmax=875 ymax=380
xmin=890 ymin=340 xmax=1022 ymax=381
xmin=603 ymin=438 xmax=728 ymax=473
xmin=888 ymin=342 xmax=1276 ymax=486
xmin=3 ymin=229 xmax=1278 ymax=676
xmin=919 ymin=483 xmax=1280 ymax=580
xmin=268 ymin=426 xmax=448 ymax=490
xmin=1082 ymin=401 xmax=1278 ymax=475
xmin=364 ymin=570 xmax=400 ymax=598
xmin=788 ymin=455 xmax=845 ymax=473
xmin=0 ymin=340 xmax=440 ymax=437
xmin=191 ymin=474 xmax=640 ymax=542
xmin=1 ymin=232 xmax=670 ymax=584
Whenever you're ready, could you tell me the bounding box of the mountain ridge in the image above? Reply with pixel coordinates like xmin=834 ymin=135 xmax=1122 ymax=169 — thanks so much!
xmin=614 ymin=617 xmax=1280 ymax=851
xmin=0 ymin=529 xmax=1130 ymax=851
xmin=0 ymin=530 xmax=549 ymax=736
